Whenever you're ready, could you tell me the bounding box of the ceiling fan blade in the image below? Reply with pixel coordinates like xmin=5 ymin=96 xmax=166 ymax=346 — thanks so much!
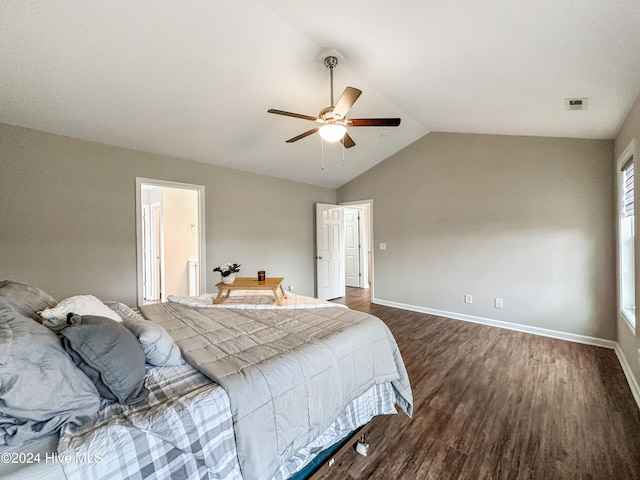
xmin=341 ymin=132 xmax=356 ymax=149
xmin=332 ymin=87 xmax=362 ymax=118
xmin=348 ymin=118 xmax=402 ymax=127
xmin=268 ymin=109 xmax=318 ymax=122
xmin=286 ymin=127 xmax=320 ymax=143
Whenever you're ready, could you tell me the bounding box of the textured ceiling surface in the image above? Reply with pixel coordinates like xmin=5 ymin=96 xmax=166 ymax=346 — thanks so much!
xmin=2 ymin=1 xmax=639 ymax=187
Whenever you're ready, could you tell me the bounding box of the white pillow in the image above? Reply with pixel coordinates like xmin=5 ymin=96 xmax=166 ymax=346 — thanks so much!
xmin=41 ymin=295 xmax=122 ymax=333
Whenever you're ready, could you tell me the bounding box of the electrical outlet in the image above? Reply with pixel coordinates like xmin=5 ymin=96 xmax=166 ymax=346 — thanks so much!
xmin=494 ymin=298 xmax=504 ymax=309
xmin=288 ymin=285 xmax=294 ymax=292
xmin=464 ymin=294 xmax=472 ymax=304
xmin=379 ymin=243 xmax=387 ymax=250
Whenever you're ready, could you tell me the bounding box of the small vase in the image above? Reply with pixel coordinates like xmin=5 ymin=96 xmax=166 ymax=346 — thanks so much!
xmin=222 ymin=274 xmax=236 ymax=285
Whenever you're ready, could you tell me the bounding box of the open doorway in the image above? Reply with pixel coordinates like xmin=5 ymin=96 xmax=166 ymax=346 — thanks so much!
xmin=135 ymin=178 xmax=205 ymax=305
xmin=315 ymin=200 xmax=373 ymax=300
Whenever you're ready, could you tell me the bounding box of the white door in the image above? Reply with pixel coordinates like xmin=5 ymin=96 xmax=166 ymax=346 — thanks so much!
xmin=151 ymin=204 xmax=162 ymax=301
xmin=316 ymin=203 xmax=345 ymax=300
xmin=142 ymin=202 xmax=162 ymax=301
xmin=142 ymin=205 xmax=152 ymax=300
xmin=344 ymin=207 xmax=361 ymax=288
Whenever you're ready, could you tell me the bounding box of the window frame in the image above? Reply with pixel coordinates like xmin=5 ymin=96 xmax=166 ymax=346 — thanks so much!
xmin=617 ymin=138 xmax=638 ymax=331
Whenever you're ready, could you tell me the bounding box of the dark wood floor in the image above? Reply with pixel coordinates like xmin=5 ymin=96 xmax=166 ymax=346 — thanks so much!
xmin=320 ymin=287 xmax=640 ymax=480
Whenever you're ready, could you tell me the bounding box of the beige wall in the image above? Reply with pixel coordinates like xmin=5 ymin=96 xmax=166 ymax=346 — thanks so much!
xmin=338 ymin=132 xmax=616 ymax=340
xmin=0 ymin=121 xmax=621 ymax=342
xmin=0 ymin=123 xmax=335 ymax=305
xmin=614 ymin=92 xmax=640 ymax=390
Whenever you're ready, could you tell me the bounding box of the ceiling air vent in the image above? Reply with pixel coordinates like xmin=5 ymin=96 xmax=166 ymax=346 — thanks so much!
xmin=565 ymin=98 xmax=588 ymax=111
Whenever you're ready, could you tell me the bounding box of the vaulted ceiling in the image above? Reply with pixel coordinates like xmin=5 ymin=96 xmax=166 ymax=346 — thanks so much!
xmin=2 ymin=1 xmax=640 ymax=188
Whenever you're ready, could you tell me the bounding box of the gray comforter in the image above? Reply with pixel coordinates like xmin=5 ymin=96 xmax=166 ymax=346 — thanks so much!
xmin=140 ymin=301 xmax=413 ymax=480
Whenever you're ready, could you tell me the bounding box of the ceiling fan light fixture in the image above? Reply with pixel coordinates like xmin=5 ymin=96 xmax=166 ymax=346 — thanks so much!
xmin=268 ymin=54 xmax=400 ymax=150
xmin=318 ymin=123 xmax=346 ymax=142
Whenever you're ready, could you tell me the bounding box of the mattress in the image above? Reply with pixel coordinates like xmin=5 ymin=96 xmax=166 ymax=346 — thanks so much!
xmin=141 ymin=295 xmax=413 ymax=480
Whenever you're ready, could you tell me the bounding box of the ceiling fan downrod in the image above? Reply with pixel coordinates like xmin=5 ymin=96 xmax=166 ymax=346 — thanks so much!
xmin=324 ymin=56 xmax=339 ymax=107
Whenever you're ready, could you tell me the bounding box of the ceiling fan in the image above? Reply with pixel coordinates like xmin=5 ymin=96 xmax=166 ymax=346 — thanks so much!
xmin=268 ymin=56 xmax=401 ymax=149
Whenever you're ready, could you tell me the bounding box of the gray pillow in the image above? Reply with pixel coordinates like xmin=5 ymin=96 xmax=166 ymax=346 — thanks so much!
xmin=60 ymin=314 xmax=149 ymax=405
xmin=0 ymin=307 xmax=100 ymax=446
xmin=104 ymin=301 xmax=141 ymax=322
xmin=0 ymin=280 xmax=57 ymax=322
xmin=122 ymin=316 xmax=183 ymax=367
xmin=106 ymin=301 xmax=182 ymax=367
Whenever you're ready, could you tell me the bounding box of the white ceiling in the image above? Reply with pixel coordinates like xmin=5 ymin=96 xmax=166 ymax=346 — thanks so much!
xmin=2 ymin=1 xmax=640 ymax=188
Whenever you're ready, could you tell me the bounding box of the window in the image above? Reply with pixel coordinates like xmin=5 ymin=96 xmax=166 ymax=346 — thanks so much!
xmin=618 ymin=139 xmax=637 ymax=328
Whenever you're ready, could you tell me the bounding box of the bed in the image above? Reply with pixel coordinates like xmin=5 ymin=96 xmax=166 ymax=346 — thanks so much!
xmin=0 ymin=280 xmax=413 ymax=480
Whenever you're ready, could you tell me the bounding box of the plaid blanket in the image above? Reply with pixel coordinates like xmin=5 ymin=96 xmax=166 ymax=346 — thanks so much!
xmin=56 ymin=362 xmax=398 ymax=480
xmin=57 ymin=363 xmax=242 ymax=480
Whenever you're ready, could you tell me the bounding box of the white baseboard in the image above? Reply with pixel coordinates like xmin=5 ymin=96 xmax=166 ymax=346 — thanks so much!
xmin=373 ymin=297 xmax=617 ymax=348
xmin=614 ymin=344 xmax=640 ymax=410
xmin=372 ymin=297 xmax=640 ymax=410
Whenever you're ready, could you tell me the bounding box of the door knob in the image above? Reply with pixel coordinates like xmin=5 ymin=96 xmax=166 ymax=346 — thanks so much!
xmin=317 ymin=256 xmax=323 ymax=260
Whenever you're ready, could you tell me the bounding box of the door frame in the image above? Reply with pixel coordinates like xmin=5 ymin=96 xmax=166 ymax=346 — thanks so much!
xmin=135 ymin=177 xmax=206 ymax=306
xmin=314 ymin=199 xmax=374 ymax=299
xmin=341 ymin=199 xmax=373 ymax=294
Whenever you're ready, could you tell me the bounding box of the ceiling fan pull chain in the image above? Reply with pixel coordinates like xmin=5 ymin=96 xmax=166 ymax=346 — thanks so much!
xmin=342 ymin=142 xmax=346 ymax=166
xmin=321 ymin=137 xmax=325 ymax=170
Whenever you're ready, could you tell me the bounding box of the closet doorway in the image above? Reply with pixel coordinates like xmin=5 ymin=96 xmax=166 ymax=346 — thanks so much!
xmin=135 ymin=178 xmax=205 ymax=305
